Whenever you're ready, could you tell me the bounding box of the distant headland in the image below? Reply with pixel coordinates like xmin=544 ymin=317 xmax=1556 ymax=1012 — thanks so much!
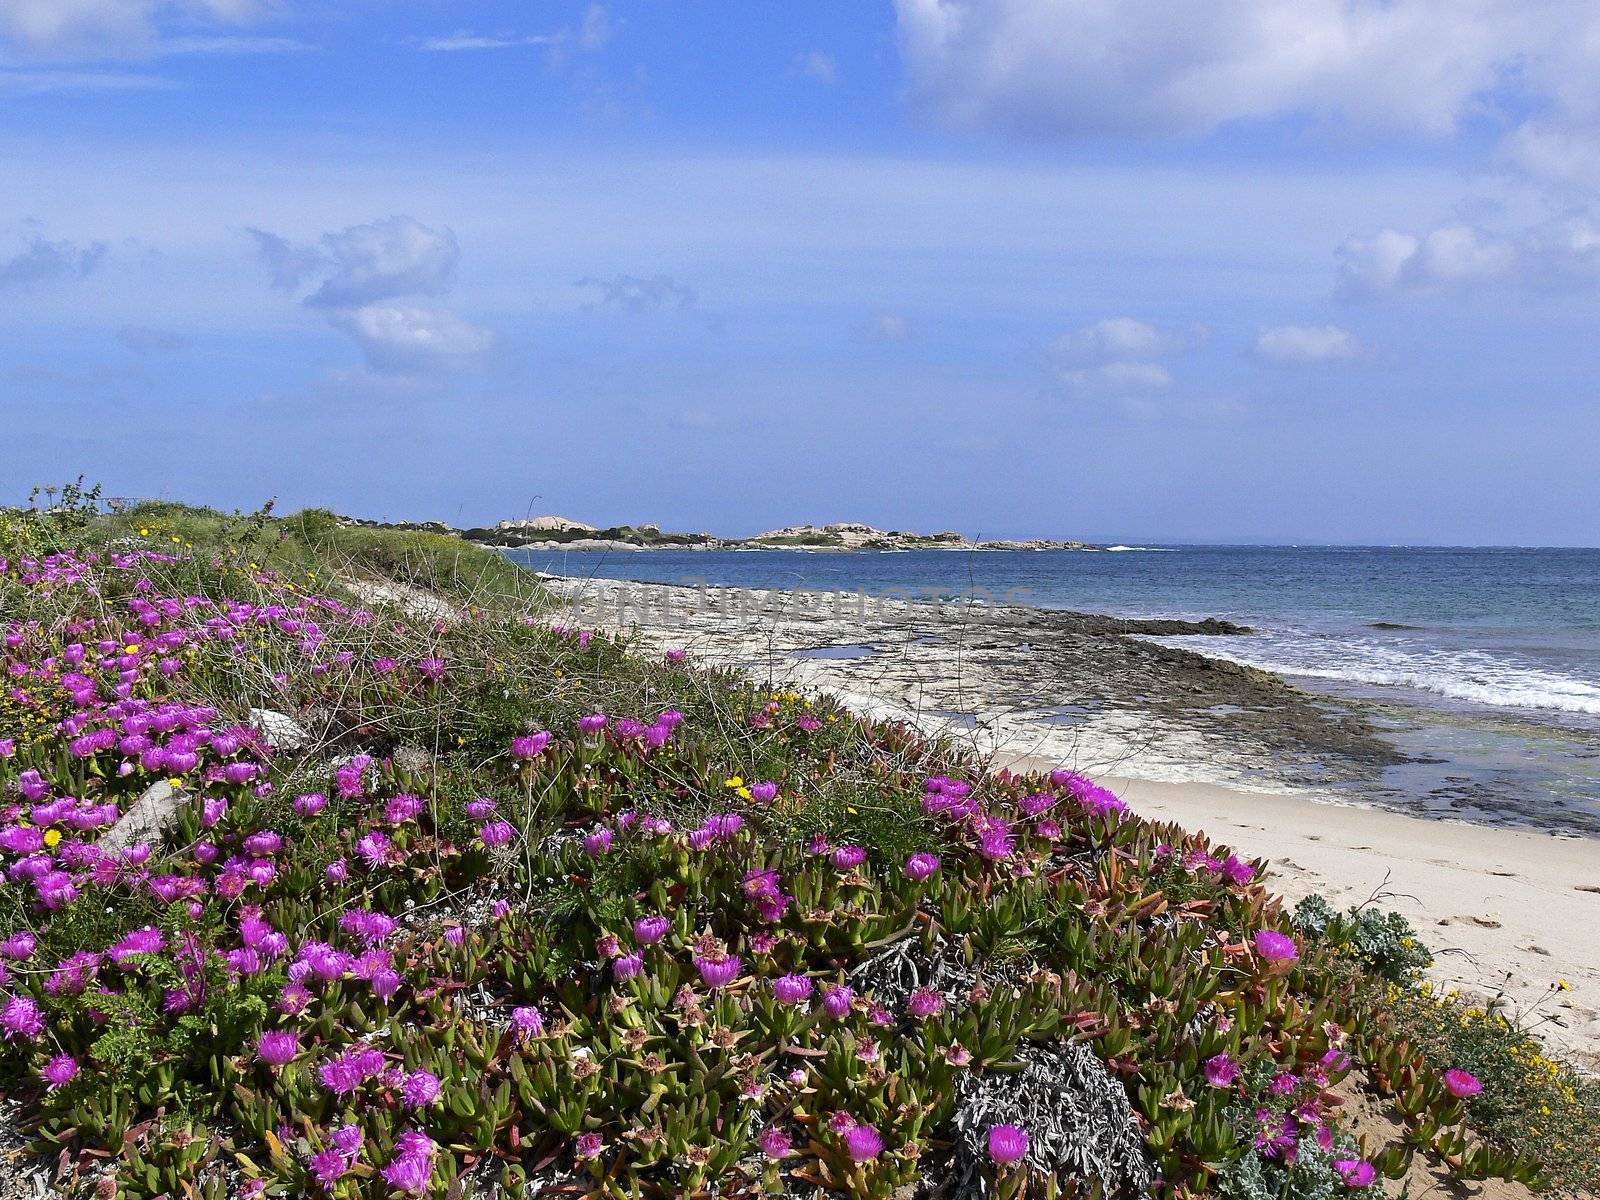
xmin=344 ymin=514 xmax=1101 ymax=553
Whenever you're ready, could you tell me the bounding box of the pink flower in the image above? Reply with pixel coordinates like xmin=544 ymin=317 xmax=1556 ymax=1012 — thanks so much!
xmin=844 ymin=1124 xmax=884 ymax=1161
xmin=759 ymin=1126 xmax=792 ymax=1159
xmin=831 ymin=846 xmax=866 ymax=870
xmin=41 ymin=1054 xmax=78 ymax=1090
xmin=1203 ymin=1053 xmax=1241 ymax=1088
xmin=907 ymin=987 xmax=944 ymax=1019
xmin=511 ymin=732 xmax=551 ymax=758
xmin=695 ymin=953 xmax=741 ymax=990
xmin=575 ymin=1133 xmax=604 ymax=1159
xmin=633 ymin=915 xmax=670 ymax=945
xmin=771 ymin=974 xmax=813 ymax=1005
xmin=904 ymin=852 xmax=940 ymax=881
xmin=1254 ymin=929 xmax=1299 ymax=963
xmin=822 ymin=985 xmax=854 ymax=1019
xmin=257 ymin=1030 xmax=301 ymax=1066
xmin=987 ymin=1124 xmax=1029 ymax=1166
xmin=1335 ymin=1159 xmax=1377 ymax=1188
xmin=1443 ymin=1068 xmax=1482 ymax=1099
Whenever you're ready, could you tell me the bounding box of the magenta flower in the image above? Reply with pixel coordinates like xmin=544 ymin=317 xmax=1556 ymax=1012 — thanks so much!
xmin=40 ymin=1054 xmax=78 ymax=1090
xmin=401 ymin=1069 xmax=441 ymax=1108
xmin=583 ymin=829 xmax=613 ymax=856
xmin=1254 ymin=929 xmax=1298 ymax=963
xmin=694 ymin=952 xmax=742 ymax=990
xmin=904 ymin=852 xmax=940 ymax=881
xmin=987 ymin=1124 xmax=1030 ymax=1166
xmin=749 ymin=781 xmax=779 ymax=804
xmin=1335 ymin=1159 xmax=1377 ymax=1188
xmin=759 ymin=1126 xmax=793 ymax=1159
xmin=613 ymin=952 xmax=644 ymax=981
xmin=575 ymin=1133 xmax=604 ymax=1159
xmin=1204 ymin=1052 xmax=1241 ymax=1088
xmin=633 ymin=915 xmax=670 ymax=945
xmin=416 ymin=657 xmax=446 ymax=680
xmin=771 ymin=974 xmax=813 ymax=1005
xmin=831 ymin=845 xmax=866 ymax=870
xmin=511 ymin=732 xmax=551 ymax=759
xmin=577 ymin=713 xmax=608 ymax=735
xmin=1443 ymin=1068 xmax=1482 ymax=1099
xmin=844 ymin=1124 xmax=884 ymax=1162
xmin=294 ymin=792 xmax=327 ymax=817
xmin=822 ymin=985 xmax=854 ymax=1019
xmin=1 ymin=994 xmax=45 ymax=1040
xmin=257 ymin=1030 xmax=301 ymax=1066
xmin=907 ymin=987 xmax=945 ymax=1019
xmin=308 ymin=1148 xmax=349 ymax=1187
xmin=381 ymin=1130 xmax=436 ymax=1194
xmin=479 ymin=819 xmax=516 ymax=847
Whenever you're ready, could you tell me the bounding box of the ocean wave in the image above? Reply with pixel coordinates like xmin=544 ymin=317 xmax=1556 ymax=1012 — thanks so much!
xmin=1151 ymin=636 xmax=1600 ymax=716
xmin=1105 ymin=545 xmax=1178 ymax=552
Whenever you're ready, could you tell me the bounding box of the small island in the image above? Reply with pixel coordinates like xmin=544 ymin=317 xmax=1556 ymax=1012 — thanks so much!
xmin=346 ymin=514 xmax=1100 ymax=553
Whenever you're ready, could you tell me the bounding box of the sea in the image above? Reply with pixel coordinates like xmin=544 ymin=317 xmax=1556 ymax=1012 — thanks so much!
xmin=507 ymin=545 xmax=1600 ymax=835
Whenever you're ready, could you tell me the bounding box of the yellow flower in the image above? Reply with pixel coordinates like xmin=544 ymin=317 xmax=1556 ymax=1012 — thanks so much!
xmin=724 ymin=776 xmax=743 ymax=789
xmin=43 ymin=829 xmax=62 ymax=848
xmin=1557 ymin=979 xmax=1571 ymax=992
xmin=138 ymin=527 xmax=150 ymax=536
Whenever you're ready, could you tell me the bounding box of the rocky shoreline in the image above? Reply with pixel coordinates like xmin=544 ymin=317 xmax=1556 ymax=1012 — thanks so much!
xmin=538 ymin=574 xmax=1405 ymax=793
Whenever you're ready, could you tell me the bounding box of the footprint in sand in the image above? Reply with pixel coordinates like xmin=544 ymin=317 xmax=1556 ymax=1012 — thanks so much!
xmin=1576 ymin=885 xmax=1600 ymax=895
xmin=1465 ymin=915 xmax=1503 ymax=929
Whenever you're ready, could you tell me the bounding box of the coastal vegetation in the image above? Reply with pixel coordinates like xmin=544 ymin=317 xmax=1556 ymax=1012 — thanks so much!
xmin=0 ymin=490 xmax=1595 ymax=1199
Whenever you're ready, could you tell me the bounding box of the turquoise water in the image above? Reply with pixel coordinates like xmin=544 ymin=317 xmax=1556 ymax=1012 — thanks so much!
xmin=509 ymin=545 xmax=1600 ymax=832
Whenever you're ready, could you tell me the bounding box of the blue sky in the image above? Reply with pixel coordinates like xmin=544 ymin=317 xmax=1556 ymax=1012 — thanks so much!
xmin=4 ymin=1 xmax=1600 ymax=544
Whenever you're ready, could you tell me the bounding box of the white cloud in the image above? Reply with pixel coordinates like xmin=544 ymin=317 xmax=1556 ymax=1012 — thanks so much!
xmin=1253 ymin=324 xmax=1361 ymax=364
xmin=251 ymin=214 xmax=491 ymax=379
xmin=416 ymin=5 xmax=613 ymax=55
xmin=1053 ymin=315 xmax=1204 ymax=407
xmin=857 ymin=310 xmax=912 ymax=342
xmin=1061 ymin=360 xmax=1173 ymax=393
xmin=306 ymin=216 xmax=459 ymax=308
xmin=1053 ymin=316 xmax=1205 ymax=364
xmin=794 ymin=51 xmax=838 ymax=84
xmin=330 ymin=304 xmax=494 ymax=376
xmin=0 ymin=0 xmax=270 ymax=58
xmin=417 ymin=32 xmax=560 ymax=52
xmin=1337 ymin=214 xmax=1600 ymax=297
xmin=892 ymin=0 xmax=1600 ymax=149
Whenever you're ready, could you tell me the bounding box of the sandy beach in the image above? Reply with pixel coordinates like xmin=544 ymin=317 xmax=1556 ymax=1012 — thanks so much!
xmin=542 ymin=572 xmax=1600 ymax=1068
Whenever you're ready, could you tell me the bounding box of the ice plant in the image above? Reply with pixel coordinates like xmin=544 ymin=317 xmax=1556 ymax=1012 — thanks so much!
xmin=1254 ymin=929 xmax=1299 ymax=963
xmin=1444 ymin=1068 xmax=1483 ymax=1098
xmin=844 ymin=1124 xmax=884 ymax=1162
xmin=987 ymin=1124 xmax=1030 ymax=1166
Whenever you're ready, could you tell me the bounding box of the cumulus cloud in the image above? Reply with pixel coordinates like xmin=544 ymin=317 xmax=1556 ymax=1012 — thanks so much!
xmin=305 ymin=216 xmax=459 ymax=308
xmin=794 ymin=51 xmax=838 ymax=84
xmin=248 ymin=216 xmax=459 ymax=306
xmin=251 ymin=214 xmax=491 ymax=379
xmin=1053 ymin=317 xmax=1206 ymax=365
xmin=329 ymin=304 xmax=494 ymax=376
xmin=892 ymin=0 xmax=1600 ymax=149
xmin=1337 ymin=214 xmax=1600 ymax=297
xmin=1053 ymin=316 xmax=1206 ymax=408
xmin=857 ymin=311 xmax=913 ymax=342
xmin=1060 ymin=360 xmax=1173 ymax=394
xmin=1253 ymin=324 xmax=1362 ymax=364
xmin=576 ymin=273 xmax=699 ymax=314
xmin=0 ymin=233 xmax=106 ymax=285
